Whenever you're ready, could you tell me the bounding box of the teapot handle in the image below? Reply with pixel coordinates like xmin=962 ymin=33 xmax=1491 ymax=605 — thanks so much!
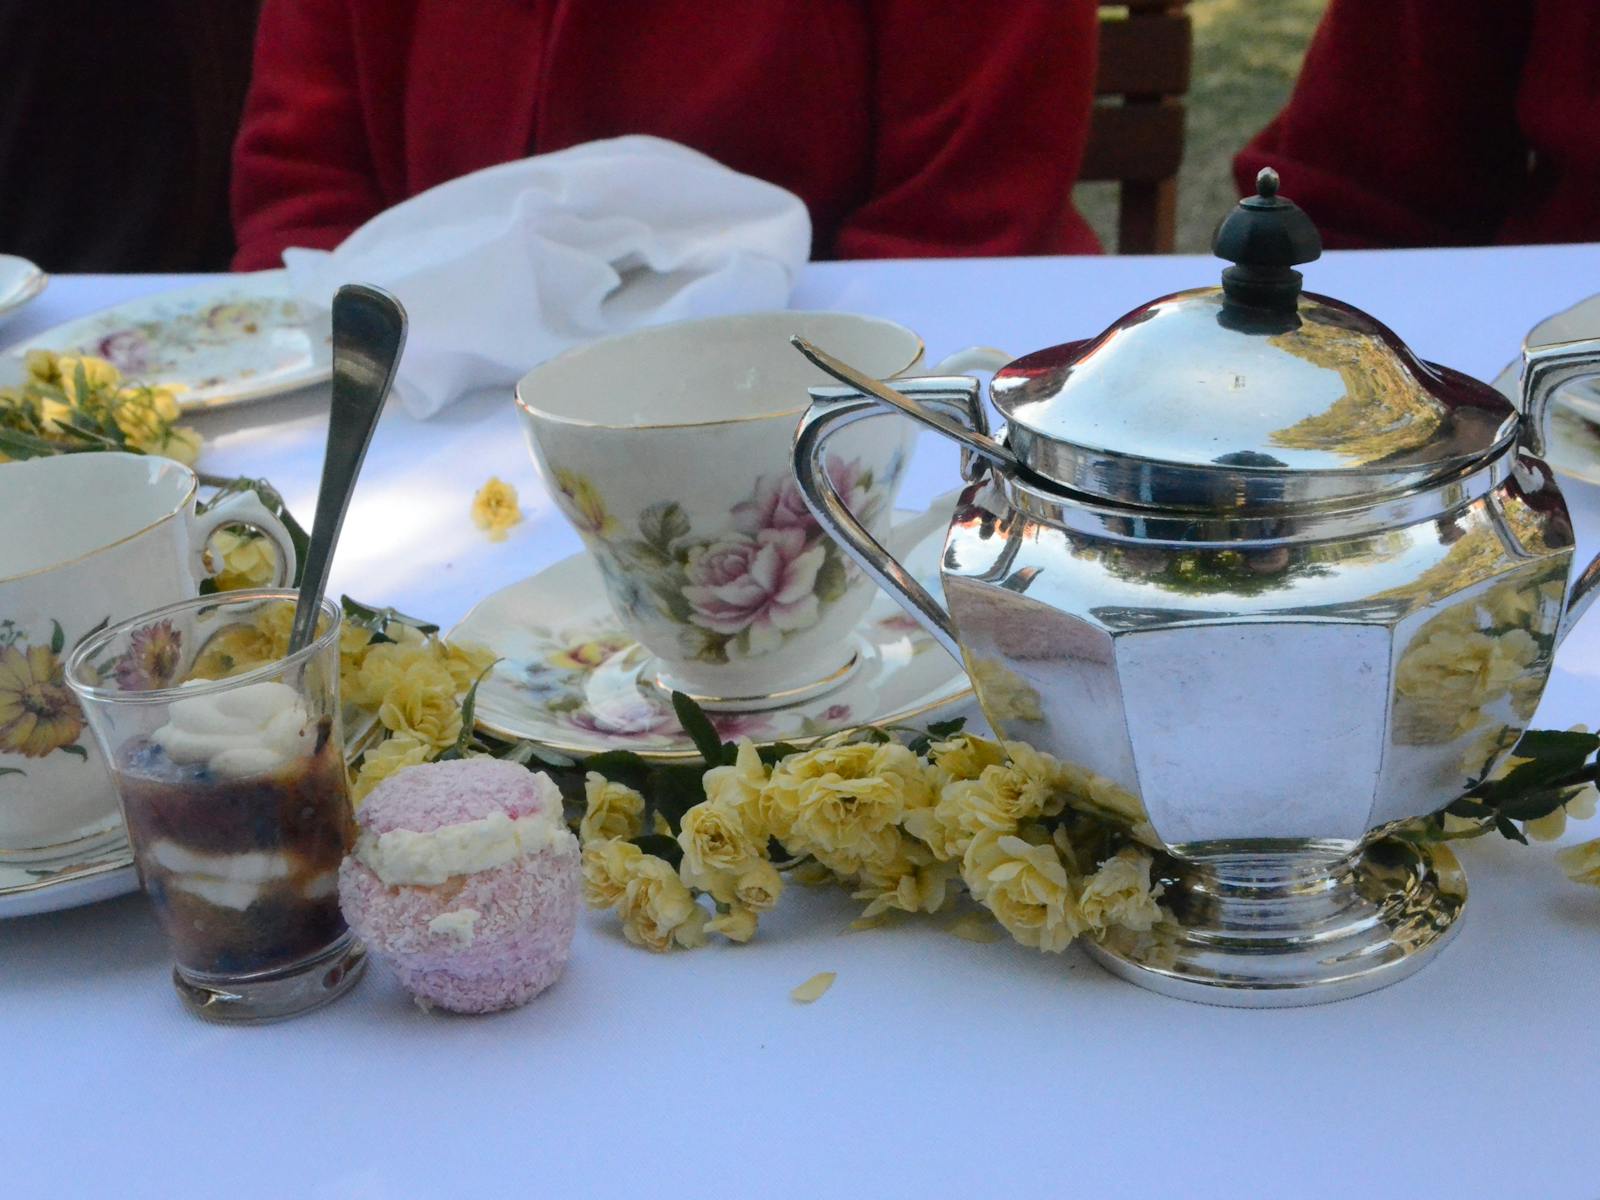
xmin=1522 ymin=337 xmax=1600 ymax=642
xmin=793 ymin=376 xmax=989 ymax=663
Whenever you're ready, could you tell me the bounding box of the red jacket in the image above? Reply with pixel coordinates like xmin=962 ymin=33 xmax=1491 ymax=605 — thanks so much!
xmin=232 ymin=0 xmax=1101 ymax=270
xmin=1236 ymin=0 xmax=1600 ymax=248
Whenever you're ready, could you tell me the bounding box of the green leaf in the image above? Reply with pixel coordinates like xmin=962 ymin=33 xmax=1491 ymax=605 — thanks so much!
xmin=1494 ymin=785 xmax=1586 ymax=823
xmin=49 ymin=620 xmax=64 ymax=656
xmin=925 ymin=718 xmax=968 ymax=739
xmin=0 ymin=767 xmax=24 ymax=779
xmin=617 ymin=539 xmax=672 ymax=571
xmin=629 ymin=833 xmax=684 ymax=868
xmin=1493 ymin=814 xmax=1529 ymax=845
xmin=639 ymin=502 xmax=691 ymax=554
xmin=502 ymin=740 xmax=577 ymax=770
xmin=671 ymin=690 xmax=730 ymax=766
xmin=338 ymin=595 xmax=440 ymax=637
xmin=0 ymin=425 xmax=65 ymax=460
xmin=1469 ymin=733 xmax=1598 ymax=807
xmin=451 ymin=665 xmax=495 ymax=756
xmin=71 ymin=616 xmax=110 ymax=652
xmin=813 ymin=547 xmax=849 ymax=603
xmin=58 ymin=744 xmax=88 ymax=760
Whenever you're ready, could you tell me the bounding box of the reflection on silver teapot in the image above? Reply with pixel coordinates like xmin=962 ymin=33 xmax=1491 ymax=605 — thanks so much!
xmin=792 ymin=170 xmax=1600 ymax=1006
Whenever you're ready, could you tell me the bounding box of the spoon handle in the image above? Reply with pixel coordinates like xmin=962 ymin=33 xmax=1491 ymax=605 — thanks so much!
xmin=288 ymin=284 xmax=408 ymax=654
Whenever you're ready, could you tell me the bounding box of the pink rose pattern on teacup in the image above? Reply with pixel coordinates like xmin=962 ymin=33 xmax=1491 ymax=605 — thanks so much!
xmin=682 ymin=530 xmax=826 ymax=655
xmin=552 ymin=453 xmax=902 ymax=665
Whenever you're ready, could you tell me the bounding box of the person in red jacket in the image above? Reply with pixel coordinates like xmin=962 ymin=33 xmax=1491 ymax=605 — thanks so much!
xmin=231 ymin=1 xmax=1102 ymax=271
xmin=1236 ymin=0 xmax=1600 ymax=249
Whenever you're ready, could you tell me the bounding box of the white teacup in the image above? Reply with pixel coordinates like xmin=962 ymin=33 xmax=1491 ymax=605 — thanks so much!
xmin=516 ymin=311 xmax=1004 ymax=707
xmin=0 ymin=452 xmax=296 ymax=857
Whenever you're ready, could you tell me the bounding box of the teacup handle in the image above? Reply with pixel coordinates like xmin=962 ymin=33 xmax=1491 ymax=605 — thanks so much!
xmin=186 ymin=492 xmax=298 ymax=588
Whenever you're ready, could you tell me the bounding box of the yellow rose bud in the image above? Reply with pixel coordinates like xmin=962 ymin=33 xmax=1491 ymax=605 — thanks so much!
xmin=351 ymin=734 xmax=432 ymax=805
xmin=617 ymin=855 xmax=708 ymax=951
xmin=187 ymin=623 xmax=277 ymax=681
xmin=57 ymin=354 xmax=122 ymax=403
xmin=580 ymin=773 xmax=645 ymax=844
xmin=1556 ymin=838 xmax=1600 ymax=887
xmin=348 ymin=640 xmax=438 ymax=710
xmin=471 ymin=476 xmax=523 ymax=541
xmin=439 ymin=639 xmax=497 ymax=693
xmin=583 ymin=839 xmax=643 ymax=908
xmin=377 ymin=660 xmax=463 ymax=750
xmin=678 ymin=799 xmax=763 ymax=885
xmin=926 ymin=734 xmax=1007 ymax=788
xmin=706 ymin=904 xmax=759 ymax=943
xmin=702 ymin=739 xmax=770 ymax=837
xmin=1078 ymin=846 xmax=1164 ymax=935
xmin=24 ymin=348 xmax=61 ymax=383
xmin=941 ymin=763 xmax=1051 ymax=836
xmin=961 ymin=829 xmax=1084 ymax=953
xmin=733 ymin=859 xmax=783 ymax=913
xmin=762 ymin=740 xmax=930 ymax=865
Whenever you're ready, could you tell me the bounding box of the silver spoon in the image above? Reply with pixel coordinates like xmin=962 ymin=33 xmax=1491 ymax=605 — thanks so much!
xmin=287 ymin=284 xmax=408 ymax=654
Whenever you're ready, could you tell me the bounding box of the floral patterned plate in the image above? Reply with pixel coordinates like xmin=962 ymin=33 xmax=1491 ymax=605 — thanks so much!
xmin=0 ymin=270 xmax=331 ymax=412
xmin=451 ymin=495 xmax=974 ymax=759
xmin=0 ymin=827 xmax=138 ymax=919
xmin=0 ymin=254 xmax=48 ymax=332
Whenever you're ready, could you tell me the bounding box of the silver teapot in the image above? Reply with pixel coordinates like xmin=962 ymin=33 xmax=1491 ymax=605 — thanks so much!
xmin=791 ymin=171 xmax=1600 ymax=1006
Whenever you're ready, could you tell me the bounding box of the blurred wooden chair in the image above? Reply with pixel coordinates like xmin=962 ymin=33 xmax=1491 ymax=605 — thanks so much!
xmin=1081 ymin=0 xmax=1193 ymax=254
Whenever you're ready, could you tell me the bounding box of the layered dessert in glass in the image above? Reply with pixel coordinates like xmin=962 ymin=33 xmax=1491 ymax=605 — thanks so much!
xmin=67 ymin=591 xmax=365 ymax=1021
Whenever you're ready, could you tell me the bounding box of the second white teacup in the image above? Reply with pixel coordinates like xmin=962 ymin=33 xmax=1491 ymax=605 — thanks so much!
xmin=516 ymin=310 xmax=1002 ymax=708
xmin=0 ymin=452 xmax=296 ymax=856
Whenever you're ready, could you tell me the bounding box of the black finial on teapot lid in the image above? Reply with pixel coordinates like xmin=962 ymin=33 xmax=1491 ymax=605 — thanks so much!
xmin=1212 ymin=168 xmax=1323 ymax=311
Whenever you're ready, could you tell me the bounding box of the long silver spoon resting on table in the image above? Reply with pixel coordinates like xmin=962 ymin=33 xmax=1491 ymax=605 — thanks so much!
xmin=286 ymin=284 xmax=408 ymax=655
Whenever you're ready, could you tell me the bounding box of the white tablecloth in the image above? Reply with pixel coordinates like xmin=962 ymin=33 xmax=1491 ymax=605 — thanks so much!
xmin=5 ymin=248 xmax=1600 ymax=1200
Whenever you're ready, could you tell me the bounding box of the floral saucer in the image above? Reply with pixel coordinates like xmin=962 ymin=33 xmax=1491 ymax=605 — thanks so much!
xmin=0 ymin=254 xmax=48 ymax=332
xmin=451 ymin=496 xmax=973 ymax=760
xmin=0 ymin=827 xmax=137 ymax=919
xmin=0 ymin=270 xmax=331 ymax=412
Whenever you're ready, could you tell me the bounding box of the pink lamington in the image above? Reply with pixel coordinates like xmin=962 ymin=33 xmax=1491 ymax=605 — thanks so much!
xmin=338 ymin=758 xmax=580 ymax=1014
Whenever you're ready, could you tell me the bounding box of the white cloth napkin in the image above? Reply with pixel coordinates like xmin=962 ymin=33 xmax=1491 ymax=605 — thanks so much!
xmin=282 ymin=135 xmax=812 ymax=418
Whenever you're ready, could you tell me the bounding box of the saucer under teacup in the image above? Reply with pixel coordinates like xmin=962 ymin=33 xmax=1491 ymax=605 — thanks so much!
xmin=0 ymin=826 xmax=137 ymax=919
xmin=452 ymin=497 xmax=973 ymax=760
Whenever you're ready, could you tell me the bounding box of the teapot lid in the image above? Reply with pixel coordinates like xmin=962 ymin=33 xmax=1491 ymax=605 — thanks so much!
xmin=989 ymin=169 xmax=1519 ymax=511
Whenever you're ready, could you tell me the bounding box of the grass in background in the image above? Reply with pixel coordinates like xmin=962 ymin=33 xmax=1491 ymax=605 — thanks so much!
xmin=1074 ymin=0 xmax=1327 ymax=254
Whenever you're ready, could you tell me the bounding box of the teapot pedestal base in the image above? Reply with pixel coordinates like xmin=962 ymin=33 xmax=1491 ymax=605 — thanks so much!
xmin=1082 ymin=837 xmax=1467 ymax=1008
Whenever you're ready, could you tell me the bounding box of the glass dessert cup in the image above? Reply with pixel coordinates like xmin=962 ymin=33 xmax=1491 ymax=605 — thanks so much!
xmin=66 ymin=590 xmax=365 ymax=1022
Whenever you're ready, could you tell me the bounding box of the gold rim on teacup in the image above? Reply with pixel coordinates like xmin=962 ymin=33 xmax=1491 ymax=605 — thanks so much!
xmin=0 ymin=453 xmax=198 ymax=584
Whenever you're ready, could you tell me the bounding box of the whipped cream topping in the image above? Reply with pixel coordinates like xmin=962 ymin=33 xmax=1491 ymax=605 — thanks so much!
xmin=154 ymin=680 xmax=313 ymax=778
xmin=354 ymin=809 xmax=571 ymax=887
